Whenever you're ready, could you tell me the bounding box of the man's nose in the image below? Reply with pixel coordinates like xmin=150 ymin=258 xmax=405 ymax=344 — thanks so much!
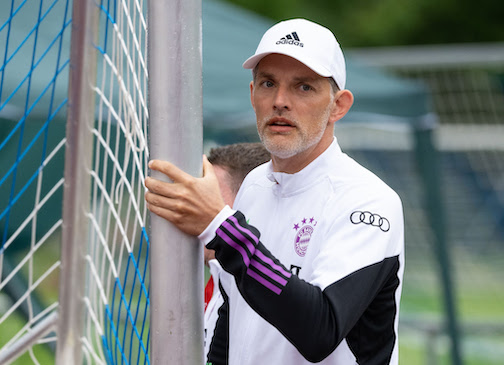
xmin=273 ymin=86 xmax=291 ymax=111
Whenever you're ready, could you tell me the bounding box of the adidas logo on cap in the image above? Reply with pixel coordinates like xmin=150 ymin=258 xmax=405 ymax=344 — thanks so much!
xmin=276 ymin=32 xmax=304 ymax=47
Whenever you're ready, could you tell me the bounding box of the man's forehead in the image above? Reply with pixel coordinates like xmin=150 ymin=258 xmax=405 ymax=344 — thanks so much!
xmin=256 ymin=54 xmax=325 ymax=80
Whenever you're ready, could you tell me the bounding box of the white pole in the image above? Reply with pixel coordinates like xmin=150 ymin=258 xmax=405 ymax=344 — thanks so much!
xmin=56 ymin=0 xmax=98 ymax=363
xmin=148 ymin=0 xmax=204 ymax=363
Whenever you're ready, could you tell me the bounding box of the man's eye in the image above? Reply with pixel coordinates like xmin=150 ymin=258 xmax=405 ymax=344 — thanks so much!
xmin=263 ymin=80 xmax=274 ymax=88
xmin=300 ymin=84 xmax=312 ymax=91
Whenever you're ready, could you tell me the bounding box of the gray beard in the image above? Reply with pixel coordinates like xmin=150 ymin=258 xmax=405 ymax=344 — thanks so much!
xmin=258 ymin=107 xmax=331 ymax=160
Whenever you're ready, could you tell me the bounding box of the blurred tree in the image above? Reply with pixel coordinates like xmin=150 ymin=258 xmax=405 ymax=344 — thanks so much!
xmin=222 ymin=0 xmax=504 ymax=47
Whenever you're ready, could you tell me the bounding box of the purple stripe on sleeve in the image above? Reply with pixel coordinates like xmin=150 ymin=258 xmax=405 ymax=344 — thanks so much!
xmin=221 ymin=220 xmax=256 ymax=256
xmin=255 ymin=250 xmax=292 ymax=279
xmin=247 ymin=268 xmax=282 ymax=295
xmin=251 ymin=259 xmax=288 ymax=286
xmin=228 ymin=216 xmax=259 ymax=245
xmin=216 ymin=229 xmax=250 ymax=267
xmin=227 ymin=215 xmax=291 ymax=278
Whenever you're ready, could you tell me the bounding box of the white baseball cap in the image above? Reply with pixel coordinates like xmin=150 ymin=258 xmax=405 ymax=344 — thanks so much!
xmin=243 ymin=18 xmax=346 ymax=90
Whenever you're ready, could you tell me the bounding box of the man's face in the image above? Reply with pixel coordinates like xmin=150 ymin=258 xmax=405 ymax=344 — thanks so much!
xmin=250 ymin=54 xmax=337 ymax=161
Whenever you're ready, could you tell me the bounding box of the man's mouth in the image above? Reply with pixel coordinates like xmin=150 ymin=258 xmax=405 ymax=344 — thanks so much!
xmin=267 ymin=117 xmax=295 ymax=131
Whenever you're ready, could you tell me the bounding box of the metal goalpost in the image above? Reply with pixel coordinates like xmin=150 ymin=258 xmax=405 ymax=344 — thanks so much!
xmin=147 ymin=0 xmax=204 ymax=363
xmin=55 ymin=0 xmax=98 ymax=362
xmin=0 ymin=0 xmax=203 ymax=363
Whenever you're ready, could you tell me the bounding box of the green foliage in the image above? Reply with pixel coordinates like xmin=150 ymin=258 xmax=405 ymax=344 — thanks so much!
xmin=221 ymin=0 xmax=504 ymax=46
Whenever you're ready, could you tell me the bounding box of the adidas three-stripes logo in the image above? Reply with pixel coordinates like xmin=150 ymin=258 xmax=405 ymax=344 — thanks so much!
xmin=276 ymin=31 xmax=304 ymax=47
xmin=281 ymin=31 xmax=300 ymax=42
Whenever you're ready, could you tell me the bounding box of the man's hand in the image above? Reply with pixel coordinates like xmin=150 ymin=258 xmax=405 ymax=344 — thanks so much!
xmin=145 ymin=155 xmax=226 ymax=236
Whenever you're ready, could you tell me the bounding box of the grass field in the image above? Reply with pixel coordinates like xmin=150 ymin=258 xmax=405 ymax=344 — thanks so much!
xmin=399 ymin=256 xmax=504 ymax=365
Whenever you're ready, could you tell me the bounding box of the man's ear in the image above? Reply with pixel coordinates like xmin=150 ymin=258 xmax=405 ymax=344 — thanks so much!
xmin=329 ymin=89 xmax=354 ymax=123
xmin=249 ymin=81 xmax=255 ymax=110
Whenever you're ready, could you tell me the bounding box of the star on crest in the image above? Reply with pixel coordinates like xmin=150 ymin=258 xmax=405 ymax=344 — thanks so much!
xmin=293 ymin=217 xmax=318 ymax=232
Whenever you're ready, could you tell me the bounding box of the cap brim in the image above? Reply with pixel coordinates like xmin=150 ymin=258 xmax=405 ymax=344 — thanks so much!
xmin=242 ymin=52 xmax=272 ymax=69
xmin=242 ymin=51 xmax=332 ymax=78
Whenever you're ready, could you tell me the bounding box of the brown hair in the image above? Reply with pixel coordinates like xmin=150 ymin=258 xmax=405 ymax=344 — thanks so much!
xmin=207 ymin=142 xmax=271 ymax=194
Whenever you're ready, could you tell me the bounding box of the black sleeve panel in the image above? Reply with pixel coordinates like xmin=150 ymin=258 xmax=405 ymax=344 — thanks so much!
xmin=206 ymin=211 xmax=401 ymax=363
xmin=346 ymin=261 xmax=400 ymax=365
xmin=207 ymin=282 xmax=229 ymax=365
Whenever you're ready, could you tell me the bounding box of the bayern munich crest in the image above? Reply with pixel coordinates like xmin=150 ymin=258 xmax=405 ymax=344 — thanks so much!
xmin=293 ymin=217 xmax=317 ymax=257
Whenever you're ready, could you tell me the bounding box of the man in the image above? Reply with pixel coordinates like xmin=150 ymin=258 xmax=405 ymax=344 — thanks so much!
xmin=203 ymin=143 xmax=271 ymax=362
xmin=145 ymin=18 xmax=404 ymax=365
xmin=204 ymin=142 xmax=271 ymax=266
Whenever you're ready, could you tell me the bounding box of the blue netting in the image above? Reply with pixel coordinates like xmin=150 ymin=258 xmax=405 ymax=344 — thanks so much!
xmin=94 ymin=0 xmax=150 ymax=363
xmin=0 ymin=0 xmax=71 ymax=362
xmin=0 ymin=0 xmax=70 ymax=253
xmin=1 ymin=0 xmax=151 ymax=363
xmin=103 ymin=229 xmax=150 ymax=365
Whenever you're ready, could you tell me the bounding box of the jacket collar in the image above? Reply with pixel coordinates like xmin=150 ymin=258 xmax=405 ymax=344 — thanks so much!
xmin=265 ymin=137 xmax=342 ymax=195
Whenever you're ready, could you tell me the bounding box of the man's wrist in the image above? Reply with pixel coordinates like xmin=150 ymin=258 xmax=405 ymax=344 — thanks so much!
xmin=198 ymin=205 xmax=235 ymax=245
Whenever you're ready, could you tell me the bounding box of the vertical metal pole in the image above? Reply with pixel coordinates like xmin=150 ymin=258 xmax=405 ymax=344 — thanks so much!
xmin=148 ymin=0 xmax=204 ymax=364
xmin=56 ymin=0 xmax=98 ymax=363
xmin=414 ymin=121 xmax=463 ymax=365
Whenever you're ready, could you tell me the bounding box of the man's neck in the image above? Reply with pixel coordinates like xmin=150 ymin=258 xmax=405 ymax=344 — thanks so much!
xmin=271 ymin=137 xmax=333 ymax=174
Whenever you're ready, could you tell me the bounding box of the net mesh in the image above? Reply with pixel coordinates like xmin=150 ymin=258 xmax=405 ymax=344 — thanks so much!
xmin=0 ymin=0 xmax=151 ymax=363
xmin=0 ymin=0 xmax=71 ymax=362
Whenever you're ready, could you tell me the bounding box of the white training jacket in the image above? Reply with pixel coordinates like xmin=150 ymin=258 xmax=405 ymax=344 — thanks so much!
xmin=199 ymin=138 xmax=404 ymax=365
xmin=204 ymin=259 xmax=225 ymax=358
